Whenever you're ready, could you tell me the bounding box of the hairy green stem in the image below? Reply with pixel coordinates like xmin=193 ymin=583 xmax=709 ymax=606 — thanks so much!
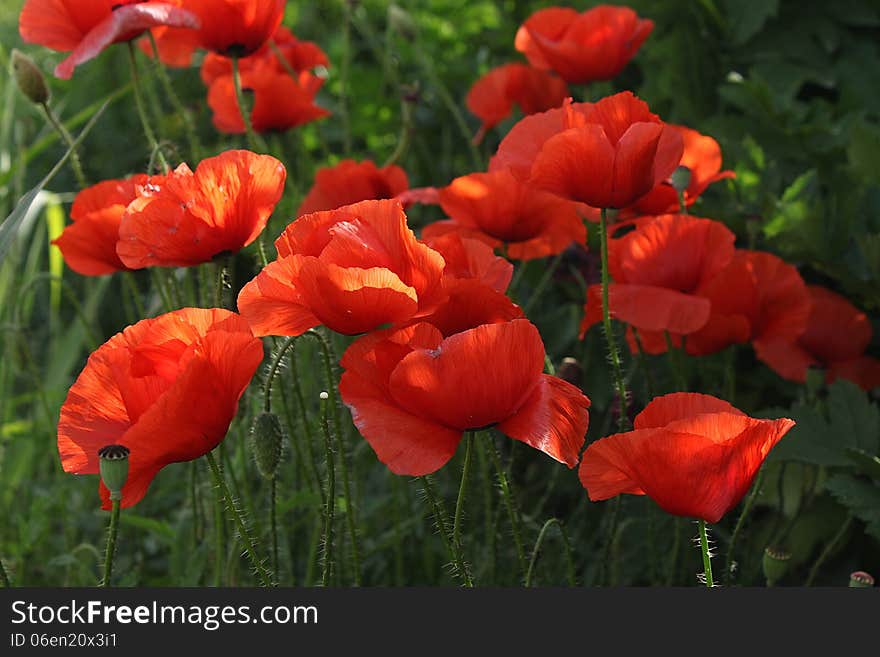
xmin=698 ymin=520 xmax=714 ymax=588
xmin=805 ymin=516 xmax=854 ymax=587
xmin=418 ymin=474 xmax=473 ymax=587
xmin=725 ymin=469 xmax=764 ymax=585
xmin=453 ymin=433 xmax=474 ymax=570
xmin=127 ymin=42 xmax=169 ymax=172
xmin=318 ymin=394 xmax=336 ymax=586
xmin=487 ymin=439 xmax=527 ymax=580
xmin=305 ymin=329 xmax=361 ymax=585
xmin=206 ymin=451 xmax=273 ymax=587
xmin=599 ymin=208 xmax=629 ymax=432
xmin=39 ymin=103 xmax=88 ymax=189
xmin=147 ymin=32 xmax=202 ymax=160
xmin=522 ymin=253 xmax=564 ymax=315
xmin=100 ymin=500 xmax=121 ymax=587
xmin=526 ymin=518 xmax=576 ymax=587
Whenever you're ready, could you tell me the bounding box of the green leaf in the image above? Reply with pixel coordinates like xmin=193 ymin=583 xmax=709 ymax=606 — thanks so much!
xmin=824 ymin=474 xmax=880 ymax=540
xmin=765 ymin=380 xmax=880 ymax=466
xmin=44 ymin=195 xmax=65 ymax=316
xmin=723 ymin=0 xmax=780 ymax=45
xmin=0 ymin=101 xmax=107 ymax=265
xmin=846 ymin=449 xmax=880 ymax=480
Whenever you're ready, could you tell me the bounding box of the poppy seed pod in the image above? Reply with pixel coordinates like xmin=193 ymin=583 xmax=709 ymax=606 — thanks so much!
xmin=670 ymin=165 xmax=692 ymax=195
xmin=849 ymin=571 xmax=874 ymax=588
xmin=249 ymin=412 xmax=285 ymax=480
xmin=98 ymin=445 xmax=130 ymax=501
xmin=11 ymin=49 xmax=49 ymax=105
xmin=762 ymin=546 xmax=791 ymax=586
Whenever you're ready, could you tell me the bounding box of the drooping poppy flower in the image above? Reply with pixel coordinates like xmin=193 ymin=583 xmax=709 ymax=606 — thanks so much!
xmin=57 ymin=307 xmax=264 ymax=509
xmin=423 ymin=168 xmax=586 ymax=261
xmin=19 ymin=0 xmax=200 ymax=79
xmin=52 ymin=174 xmax=151 ymax=276
xmin=423 ymin=232 xmax=513 ymax=293
xmin=628 ymin=125 xmax=736 ymax=216
xmin=529 ymin=91 xmax=684 ymax=209
xmin=466 ymin=63 xmax=569 ymax=143
xmin=117 ymin=149 xmax=286 ymax=268
xmin=297 ymin=160 xmax=409 ymax=216
xmin=200 ymin=25 xmax=328 ymax=84
xmin=181 ymin=0 xmax=285 ymax=57
xmin=207 ymin=61 xmax=329 ymax=134
xmin=757 ymin=285 xmax=880 ymax=390
xmin=237 ymin=199 xmax=447 ymax=337
xmin=579 ymin=392 xmax=795 ymax=523
xmin=514 ymin=5 xmax=653 ymax=84
xmin=340 ymin=315 xmax=590 ymax=475
xmin=630 ymin=249 xmax=811 ymax=360
xmin=580 ymin=214 xmax=736 ymax=338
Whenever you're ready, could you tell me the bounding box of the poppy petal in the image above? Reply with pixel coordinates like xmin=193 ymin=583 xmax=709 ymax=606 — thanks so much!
xmin=497 ymin=374 xmax=590 ymax=467
xmin=529 ymin=125 xmax=615 ymax=207
xmin=54 ymin=3 xmax=200 ymax=79
xmin=634 ymin=391 xmax=745 ymax=429
xmin=237 ymin=256 xmax=321 ymax=337
xmin=339 ymin=370 xmax=461 ymax=476
xmin=388 ymin=319 xmax=544 ymax=430
xmin=589 ymin=283 xmax=712 ymax=334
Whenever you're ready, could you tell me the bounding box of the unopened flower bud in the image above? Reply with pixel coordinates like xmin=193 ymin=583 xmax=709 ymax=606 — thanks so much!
xmin=849 ymin=571 xmax=874 ymax=588
xmin=98 ymin=445 xmax=130 ymax=501
xmin=11 ymin=49 xmax=49 ymax=105
xmin=670 ymin=165 xmax=691 ymax=195
xmin=556 ymin=357 xmax=583 ymax=387
xmin=249 ymin=412 xmax=285 ymax=479
xmin=762 ymin=545 xmax=791 ymax=586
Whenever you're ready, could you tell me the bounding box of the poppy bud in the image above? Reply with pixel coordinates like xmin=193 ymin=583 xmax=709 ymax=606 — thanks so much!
xmin=249 ymin=412 xmax=285 ymax=480
xmin=762 ymin=545 xmax=791 ymax=586
xmin=11 ymin=49 xmax=49 ymax=105
xmin=98 ymin=445 xmax=130 ymax=502
xmin=849 ymin=571 xmax=874 ymax=588
xmin=556 ymin=357 xmax=583 ymax=387
xmin=670 ymin=165 xmax=691 ymax=194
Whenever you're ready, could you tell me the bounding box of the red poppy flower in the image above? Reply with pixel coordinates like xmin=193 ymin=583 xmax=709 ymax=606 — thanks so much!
xmin=117 ymin=149 xmax=286 ymax=268
xmin=579 ymin=392 xmax=795 ymax=523
xmin=138 ymin=24 xmax=202 ymax=67
xmin=466 ymin=63 xmax=569 ymax=143
xmin=182 ymin=0 xmax=285 ymax=57
xmin=200 ymin=25 xmax=328 ymax=84
xmin=580 ymin=214 xmax=735 ymax=338
xmin=423 ymin=232 xmax=513 ymax=293
xmin=19 ymin=0 xmax=200 ymax=79
xmin=529 ymin=91 xmax=684 ymax=209
xmin=207 ymin=62 xmax=329 ymax=134
xmin=632 ymin=249 xmax=811 ymax=360
xmin=489 ymin=98 xmax=592 ymax=180
xmin=237 ymin=199 xmax=447 ymax=337
xmin=52 ymin=174 xmax=151 ymax=276
xmin=514 ymin=5 xmax=653 ymax=84
xmin=340 ymin=316 xmax=590 ymax=475
xmin=628 ymin=125 xmax=736 ymax=216
xmin=757 ymin=285 xmax=880 ymax=390
xmin=423 ymin=168 xmax=586 ymax=261
xmin=57 ymin=307 xmax=264 ymax=509
xmin=297 ymin=160 xmax=409 ymax=217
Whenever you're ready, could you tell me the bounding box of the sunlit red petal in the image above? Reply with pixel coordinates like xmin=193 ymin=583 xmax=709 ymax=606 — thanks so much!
xmin=497 ymin=374 xmax=590 ymax=467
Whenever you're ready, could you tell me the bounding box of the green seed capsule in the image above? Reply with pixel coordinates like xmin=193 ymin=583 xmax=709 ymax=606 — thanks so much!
xmin=98 ymin=445 xmax=130 ymax=502
xmin=762 ymin=545 xmax=791 ymax=586
xmin=670 ymin=165 xmax=692 ymax=195
xmin=249 ymin=412 xmax=285 ymax=479
xmin=11 ymin=49 xmax=50 ymax=105
xmin=849 ymin=571 xmax=874 ymax=588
